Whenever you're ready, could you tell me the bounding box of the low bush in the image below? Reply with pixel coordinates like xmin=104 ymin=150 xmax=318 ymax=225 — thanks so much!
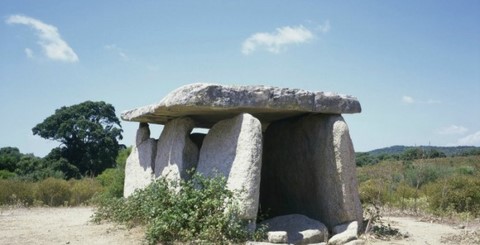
xmin=94 ymin=173 xmax=265 ymax=244
xmin=35 ymin=177 xmax=71 ymax=206
xmin=0 ymin=179 xmax=35 ymax=206
xmin=425 ymin=175 xmax=480 ymax=216
xmin=69 ymin=178 xmax=103 ymax=206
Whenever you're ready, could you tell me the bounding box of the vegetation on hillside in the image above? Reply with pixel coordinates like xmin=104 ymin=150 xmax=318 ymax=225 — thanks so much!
xmin=358 ymin=153 xmax=480 ymax=217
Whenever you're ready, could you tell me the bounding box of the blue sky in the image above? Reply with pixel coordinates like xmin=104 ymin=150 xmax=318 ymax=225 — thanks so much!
xmin=1 ymin=1 xmax=479 ymax=156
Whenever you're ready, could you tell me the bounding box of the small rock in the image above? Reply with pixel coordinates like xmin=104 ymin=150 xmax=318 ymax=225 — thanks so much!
xmin=267 ymin=231 xmax=288 ymax=243
xmin=261 ymin=214 xmax=328 ymax=244
xmin=329 ymin=221 xmax=358 ymax=245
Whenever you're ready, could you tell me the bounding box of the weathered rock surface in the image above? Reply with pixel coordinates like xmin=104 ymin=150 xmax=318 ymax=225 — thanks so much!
xmin=154 ymin=117 xmax=198 ymax=181
xmin=124 ymin=123 xmax=156 ymax=197
xmin=121 ymin=83 xmax=361 ymax=127
xmin=260 ymin=214 xmax=329 ymax=244
xmin=260 ymin=114 xmax=362 ymax=230
xmin=329 ymin=221 xmax=359 ymax=245
xmin=267 ymin=231 xmax=288 ymax=243
xmin=196 ymin=113 xmax=263 ymax=225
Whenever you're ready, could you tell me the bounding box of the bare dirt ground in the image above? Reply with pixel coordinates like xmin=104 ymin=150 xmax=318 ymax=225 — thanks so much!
xmin=1 ymin=207 xmax=479 ymax=245
xmin=367 ymin=216 xmax=480 ymax=245
xmin=0 ymin=206 xmax=144 ymax=245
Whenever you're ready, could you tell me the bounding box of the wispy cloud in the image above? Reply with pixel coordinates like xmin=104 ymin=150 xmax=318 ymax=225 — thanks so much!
xmin=105 ymin=44 xmax=129 ymax=61
xmin=316 ymin=20 xmax=331 ymax=33
xmin=242 ymin=24 xmax=318 ymax=55
xmin=24 ymin=48 xmax=34 ymax=58
xmin=402 ymin=95 xmax=415 ymax=104
xmin=457 ymin=131 xmax=480 ymax=146
xmin=438 ymin=125 xmax=468 ymax=135
xmin=6 ymin=14 xmax=78 ymax=62
xmin=402 ymin=95 xmax=441 ymax=105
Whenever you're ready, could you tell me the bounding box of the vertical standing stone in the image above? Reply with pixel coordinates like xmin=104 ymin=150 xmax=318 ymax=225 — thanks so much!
xmin=154 ymin=117 xmax=199 ymax=182
xmin=124 ymin=123 xmax=156 ymax=197
xmin=196 ymin=113 xmax=263 ymax=227
xmin=261 ymin=114 xmax=362 ymax=230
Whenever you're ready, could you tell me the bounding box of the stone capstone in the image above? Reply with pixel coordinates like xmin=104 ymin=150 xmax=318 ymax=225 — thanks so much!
xmin=154 ymin=117 xmax=198 ymax=181
xmin=196 ymin=113 xmax=263 ymax=226
xmin=260 ymin=214 xmax=329 ymax=244
xmin=260 ymin=114 xmax=362 ymax=230
xmin=121 ymin=83 xmax=361 ymax=128
xmin=123 ymin=123 xmax=156 ymax=197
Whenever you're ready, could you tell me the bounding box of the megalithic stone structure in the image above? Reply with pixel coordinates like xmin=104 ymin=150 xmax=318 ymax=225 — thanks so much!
xmin=121 ymin=83 xmax=363 ymax=231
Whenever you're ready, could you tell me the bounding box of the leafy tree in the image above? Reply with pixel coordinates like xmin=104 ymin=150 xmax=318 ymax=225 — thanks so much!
xmin=32 ymin=101 xmax=123 ymax=176
xmin=0 ymin=147 xmax=22 ymax=172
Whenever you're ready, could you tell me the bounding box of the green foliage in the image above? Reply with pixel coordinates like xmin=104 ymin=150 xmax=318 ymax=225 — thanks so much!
xmin=0 ymin=178 xmax=103 ymax=207
xmin=96 ymin=147 xmax=131 ymax=198
xmin=425 ymin=175 xmax=480 ymax=216
xmin=94 ymin=173 xmax=264 ymax=244
xmin=358 ymin=155 xmax=480 ymax=217
xmin=0 ymin=147 xmax=22 ymax=172
xmin=32 ymin=101 xmax=123 ymax=176
xmin=0 ymin=170 xmax=16 ymax=179
xmin=69 ymin=178 xmax=103 ymax=206
xmin=0 ymin=179 xmax=35 ymax=206
xmin=35 ymin=177 xmax=72 ymax=206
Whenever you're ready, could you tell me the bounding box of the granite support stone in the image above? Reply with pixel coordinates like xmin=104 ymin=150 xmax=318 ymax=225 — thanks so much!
xmin=123 ymin=123 xmax=156 ymax=197
xmin=154 ymin=117 xmax=199 ymax=182
xmin=197 ymin=113 xmax=263 ymax=228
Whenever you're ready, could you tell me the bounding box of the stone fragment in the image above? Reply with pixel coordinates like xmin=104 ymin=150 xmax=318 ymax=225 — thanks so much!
xmin=154 ymin=117 xmax=198 ymax=181
xmin=329 ymin=221 xmax=359 ymax=245
xmin=260 ymin=214 xmax=329 ymax=244
xmin=123 ymin=123 xmax=156 ymax=197
xmin=344 ymin=240 xmax=365 ymax=245
xmin=121 ymin=83 xmax=361 ymax=127
xmin=196 ymin=113 xmax=262 ymax=226
xmin=260 ymin=114 xmax=362 ymax=230
xmin=267 ymin=231 xmax=288 ymax=243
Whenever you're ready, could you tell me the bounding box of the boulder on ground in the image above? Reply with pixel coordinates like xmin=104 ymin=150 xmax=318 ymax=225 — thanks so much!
xmin=260 ymin=214 xmax=329 ymax=244
xmin=329 ymin=221 xmax=359 ymax=245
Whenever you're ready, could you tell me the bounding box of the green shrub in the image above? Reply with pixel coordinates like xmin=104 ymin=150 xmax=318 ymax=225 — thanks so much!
xmin=96 ymin=168 xmax=124 ymax=198
xmin=94 ymin=173 xmax=264 ymax=244
xmin=426 ymin=175 xmax=480 ymax=216
xmin=0 ymin=170 xmax=16 ymax=179
xmin=0 ymin=179 xmax=35 ymax=206
xmin=69 ymin=178 xmax=103 ymax=206
xmin=35 ymin=177 xmax=71 ymax=206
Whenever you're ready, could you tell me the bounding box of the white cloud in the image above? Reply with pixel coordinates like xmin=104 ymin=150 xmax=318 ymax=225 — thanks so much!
xmin=24 ymin=48 xmax=34 ymax=58
xmin=426 ymin=99 xmax=441 ymax=104
xmin=6 ymin=14 xmax=78 ymax=62
xmin=402 ymin=95 xmax=415 ymax=104
xmin=457 ymin=131 xmax=480 ymax=146
xmin=438 ymin=125 xmax=468 ymax=135
xmin=242 ymin=25 xmax=315 ymax=55
xmin=317 ymin=20 xmax=331 ymax=33
xmin=105 ymin=44 xmax=129 ymax=61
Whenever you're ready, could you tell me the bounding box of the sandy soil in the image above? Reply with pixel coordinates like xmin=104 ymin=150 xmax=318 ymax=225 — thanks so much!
xmin=1 ymin=207 xmax=478 ymax=245
xmin=368 ymin=216 xmax=478 ymax=245
xmin=0 ymin=207 xmax=144 ymax=245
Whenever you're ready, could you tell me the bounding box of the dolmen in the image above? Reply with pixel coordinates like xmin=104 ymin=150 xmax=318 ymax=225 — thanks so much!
xmin=121 ymin=83 xmax=363 ymax=240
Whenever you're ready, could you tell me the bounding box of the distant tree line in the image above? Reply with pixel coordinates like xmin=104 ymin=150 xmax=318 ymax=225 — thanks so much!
xmin=0 ymin=101 xmax=124 ymax=181
xmin=356 ymin=147 xmax=448 ymax=167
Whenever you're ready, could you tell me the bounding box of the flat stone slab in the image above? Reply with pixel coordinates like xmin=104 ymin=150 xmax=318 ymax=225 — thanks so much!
xmin=121 ymin=83 xmax=361 ymax=127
